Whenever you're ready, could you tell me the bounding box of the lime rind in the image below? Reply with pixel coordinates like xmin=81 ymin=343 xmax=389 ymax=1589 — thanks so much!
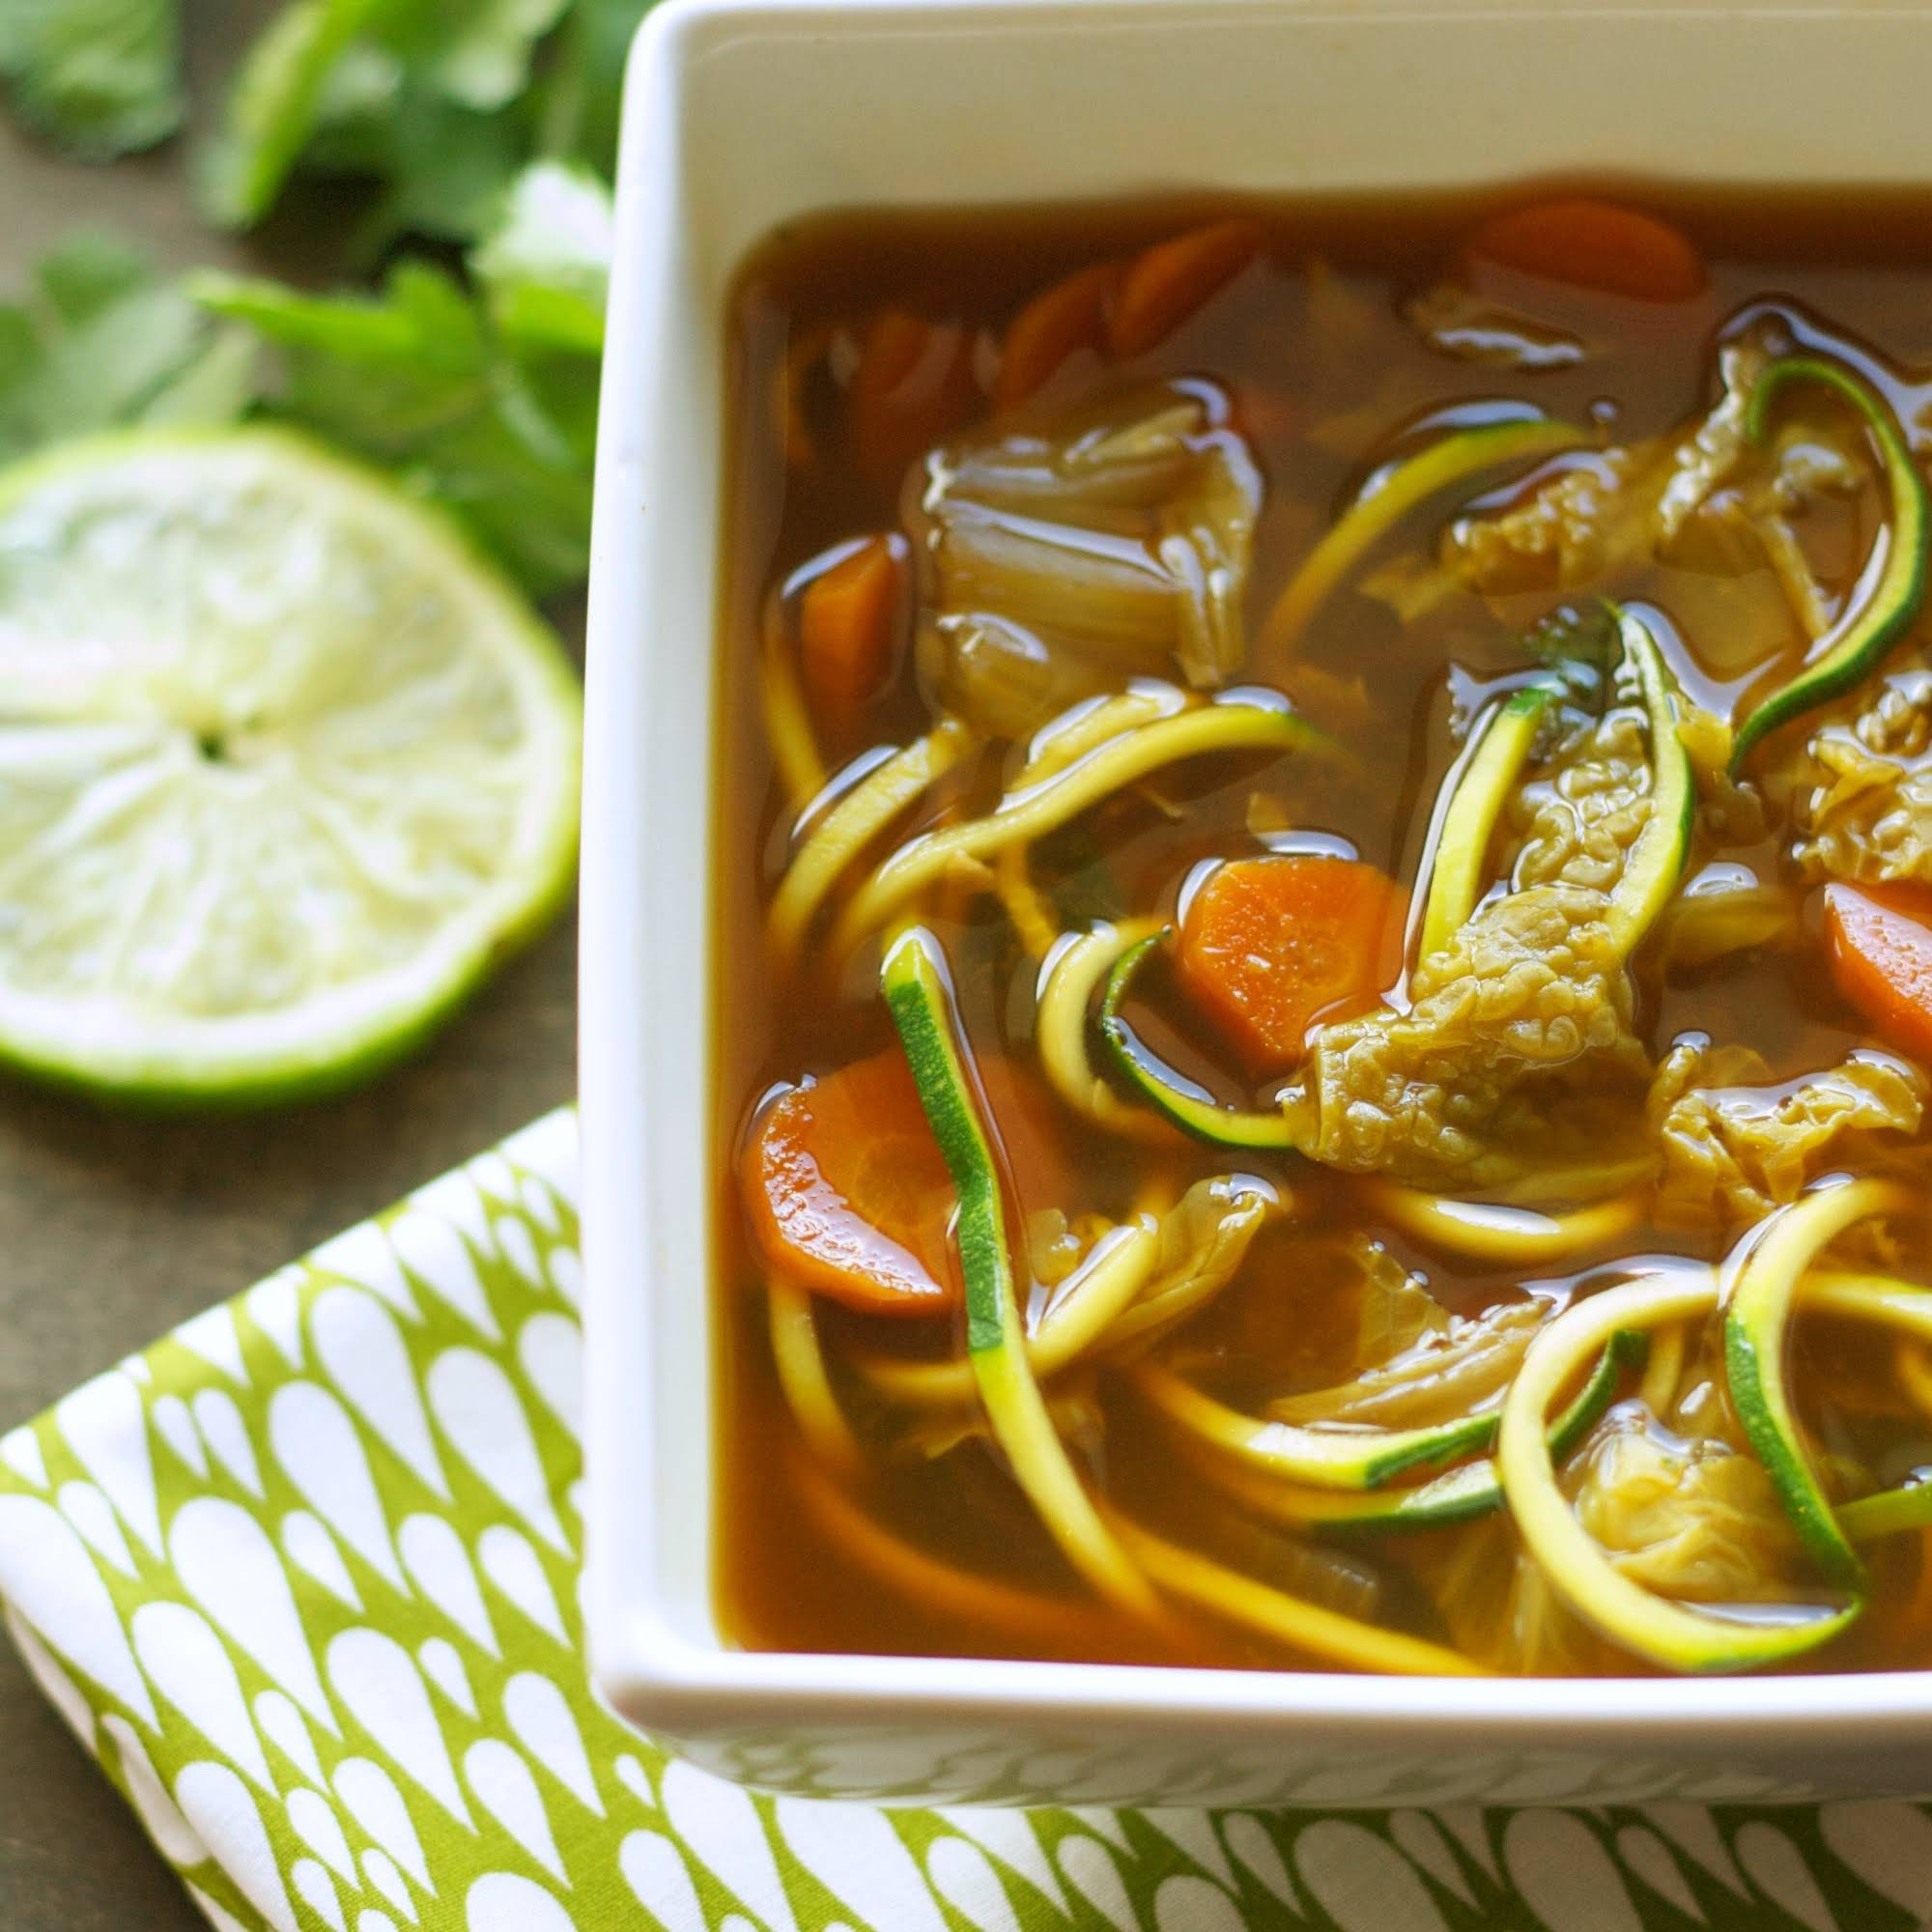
xmin=0 ymin=427 xmax=582 ymax=1104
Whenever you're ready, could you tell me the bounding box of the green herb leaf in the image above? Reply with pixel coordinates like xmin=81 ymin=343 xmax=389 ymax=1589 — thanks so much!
xmin=198 ymin=0 xmax=385 ymax=229
xmin=34 ymin=227 xmax=153 ymax=322
xmin=0 ymin=234 xmax=255 ymax=462
xmin=429 ymin=0 xmax=573 ymax=111
xmin=200 ymin=0 xmax=631 ymax=241
xmin=192 ymin=260 xmax=598 ymax=595
xmin=531 ymin=0 xmax=655 ymax=170
xmin=351 ymin=95 xmax=530 ymax=252
xmin=472 ymin=159 xmax=611 ymax=354
xmin=1520 ymin=600 xmax=1619 ymax=717
xmin=0 ymin=0 xmax=184 ymax=158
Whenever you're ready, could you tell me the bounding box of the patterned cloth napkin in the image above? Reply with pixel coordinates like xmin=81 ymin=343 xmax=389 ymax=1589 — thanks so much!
xmin=5 ymin=1110 xmax=1932 ymax=1932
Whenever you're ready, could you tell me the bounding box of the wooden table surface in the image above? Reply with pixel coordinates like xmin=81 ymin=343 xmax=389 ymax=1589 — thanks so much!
xmin=0 ymin=12 xmax=581 ymax=1924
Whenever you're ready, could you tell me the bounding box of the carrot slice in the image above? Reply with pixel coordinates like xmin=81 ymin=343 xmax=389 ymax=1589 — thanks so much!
xmin=848 ymin=307 xmax=980 ymax=489
xmin=798 ymin=535 xmax=905 ymax=730
xmin=743 ymin=1049 xmax=960 ymax=1316
xmin=1108 ymin=218 xmax=1263 ymax=358
xmin=1176 ymin=856 xmax=1407 ymax=1075
xmin=1466 ymin=198 xmax=1705 ymax=303
xmin=996 ymin=261 xmax=1122 ymax=409
xmin=1824 ymin=881 xmax=1932 ymax=1063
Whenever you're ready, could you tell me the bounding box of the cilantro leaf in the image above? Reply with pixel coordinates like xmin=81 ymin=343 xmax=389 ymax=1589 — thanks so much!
xmin=201 ymin=0 xmax=615 ymax=241
xmin=343 ymin=93 xmax=531 ymax=254
xmin=471 ymin=159 xmax=611 ymax=354
xmin=0 ymin=233 xmax=255 ymax=461
xmin=529 ymin=0 xmax=655 ymax=170
xmin=426 ymin=0 xmax=573 ymax=111
xmin=0 ymin=0 xmax=184 ymax=157
xmin=198 ymin=0 xmax=386 ymax=229
xmin=192 ymin=259 xmax=599 ymax=595
xmin=34 ymin=226 xmax=153 ymax=322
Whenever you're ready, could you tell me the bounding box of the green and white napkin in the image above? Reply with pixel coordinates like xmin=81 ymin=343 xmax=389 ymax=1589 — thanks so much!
xmin=5 ymin=1107 xmax=1932 ymax=1932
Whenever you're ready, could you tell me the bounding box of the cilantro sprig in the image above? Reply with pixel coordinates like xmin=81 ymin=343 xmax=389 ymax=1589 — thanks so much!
xmin=0 ymin=2 xmax=643 ymax=600
xmin=0 ymin=0 xmax=184 ymax=158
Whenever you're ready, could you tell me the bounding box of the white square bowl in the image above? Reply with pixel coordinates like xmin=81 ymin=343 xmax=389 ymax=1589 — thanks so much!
xmin=581 ymin=0 xmax=1932 ymax=1806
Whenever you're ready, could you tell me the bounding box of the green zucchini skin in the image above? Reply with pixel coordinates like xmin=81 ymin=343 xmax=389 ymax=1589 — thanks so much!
xmin=1723 ymin=1179 xmax=1914 ymax=1595
xmin=1605 ymin=606 xmax=1696 ymax=956
xmin=1729 ymin=355 xmax=1929 ymax=771
xmin=1419 ymin=685 xmax=1549 ymax=957
xmin=1499 ymin=1270 xmax=1862 ymax=1672
xmin=883 ymin=927 xmax=1155 ymax=1610
xmin=1262 ymin=414 xmax=1586 ymax=648
xmin=1139 ymin=1356 xmax=1507 ymax=1493
xmin=882 ymin=932 xmax=1011 ymax=1356
xmin=1315 ymin=1328 xmax=1646 ymax=1534
xmin=1096 ymin=931 xmax=1299 ymax=1150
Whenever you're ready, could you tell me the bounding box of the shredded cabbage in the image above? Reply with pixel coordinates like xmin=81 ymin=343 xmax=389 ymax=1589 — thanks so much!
xmin=1098 ymin=1174 xmax=1280 ymax=1354
xmin=1573 ymin=1415 xmax=1804 ymax=1605
xmin=1508 ymin=709 xmax=1654 ymax=897
xmin=1793 ymin=664 xmax=1932 ymax=884
xmin=1287 ymin=884 xmax=1649 ymax=1187
xmin=1648 ymin=1041 xmax=1923 ymax=1230
xmin=911 ymin=383 xmax=1262 ymax=737
xmin=1273 ymin=1297 xmax=1546 ymax=1430
xmin=1417 ymin=1516 xmax=1607 ymax=1674
xmin=1653 ymin=869 xmax=1800 ymax=970
xmin=1440 ymin=448 xmax=1650 ymax=596
xmin=1432 ymin=330 xmax=1858 ymax=610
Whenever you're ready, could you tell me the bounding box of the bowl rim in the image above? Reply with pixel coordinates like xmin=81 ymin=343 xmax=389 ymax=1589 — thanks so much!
xmin=580 ymin=0 xmax=1932 ymax=1756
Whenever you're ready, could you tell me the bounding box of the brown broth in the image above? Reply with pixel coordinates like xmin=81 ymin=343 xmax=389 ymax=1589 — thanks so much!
xmin=710 ymin=186 xmax=1932 ymax=1676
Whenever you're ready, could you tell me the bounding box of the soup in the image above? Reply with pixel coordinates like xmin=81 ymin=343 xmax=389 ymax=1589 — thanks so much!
xmin=712 ymin=190 xmax=1932 ymax=1677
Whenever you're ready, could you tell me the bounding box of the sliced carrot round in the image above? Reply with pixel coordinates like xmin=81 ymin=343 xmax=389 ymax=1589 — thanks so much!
xmin=798 ymin=534 xmax=906 ymax=730
xmin=1466 ymin=198 xmax=1706 ymax=303
xmin=743 ymin=1049 xmax=960 ymax=1316
xmin=1824 ymin=881 xmax=1932 ymax=1063
xmin=1176 ymin=855 xmax=1407 ymax=1076
xmin=996 ymin=260 xmax=1122 ymax=409
xmin=1108 ymin=218 xmax=1264 ymax=359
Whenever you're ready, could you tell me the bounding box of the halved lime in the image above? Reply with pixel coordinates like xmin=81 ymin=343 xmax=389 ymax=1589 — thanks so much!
xmin=0 ymin=428 xmax=582 ymax=1102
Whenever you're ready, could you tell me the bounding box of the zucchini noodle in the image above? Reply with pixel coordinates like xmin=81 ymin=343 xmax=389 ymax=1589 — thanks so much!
xmin=1097 ymin=933 xmax=1300 ymax=1150
xmin=1173 ymin=1331 xmax=1642 ymax=1537
xmin=1724 ymin=1179 xmax=1914 ymax=1591
xmin=836 ymin=696 xmax=1320 ymax=952
xmin=769 ymin=720 xmax=976 ymax=959
xmin=760 ymin=593 xmax=826 ymax=810
xmin=1417 ymin=686 xmax=1548 ymax=957
xmin=1106 ymin=1516 xmax=1487 ymax=1676
xmin=1014 ymin=684 xmax=1185 ymax=786
xmin=1130 ymin=1357 xmax=1500 ymax=1492
xmin=994 ymin=844 xmax=1064 ymax=960
xmin=883 ymin=927 xmax=1158 ymax=1615
xmin=1179 ymin=1435 xmax=1515 ymax=1535
xmin=1036 ymin=919 xmax=1177 ymax=1142
xmin=1638 ymin=1320 xmax=1686 ymax=1419
xmin=767 ymin=1280 xmax=863 ymax=1477
xmin=1730 ymin=355 xmax=1930 ymax=770
xmin=1498 ymin=1268 xmax=1861 ymax=1672
xmin=1604 ymin=608 xmax=1695 ymax=957
xmin=856 ymin=1214 xmax=1163 ymax=1406
xmin=1359 ymin=1179 xmax=1645 ymax=1268
xmin=1805 ymin=1269 xmax=1932 ymax=1347
xmin=1091 ymin=1178 xmax=1278 ymax=1356
xmin=1259 ymin=414 xmax=1585 ymax=651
